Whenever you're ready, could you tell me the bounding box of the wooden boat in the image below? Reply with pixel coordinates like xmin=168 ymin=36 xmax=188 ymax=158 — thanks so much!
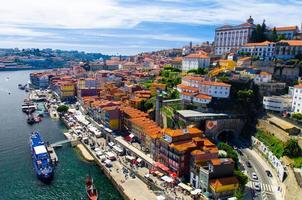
xmin=85 ymin=176 xmax=98 ymax=200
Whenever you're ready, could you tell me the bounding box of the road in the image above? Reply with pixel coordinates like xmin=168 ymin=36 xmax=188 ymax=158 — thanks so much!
xmin=232 ymin=140 xmax=279 ymax=200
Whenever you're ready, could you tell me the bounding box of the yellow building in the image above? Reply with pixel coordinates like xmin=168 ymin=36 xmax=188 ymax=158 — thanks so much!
xmin=60 ymin=83 xmax=75 ymax=98
xmin=210 ymin=176 xmax=239 ymax=199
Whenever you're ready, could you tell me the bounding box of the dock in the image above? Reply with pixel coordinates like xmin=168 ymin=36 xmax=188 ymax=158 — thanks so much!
xmin=46 ymin=146 xmax=58 ymax=165
xmin=76 ymin=144 xmax=94 ymax=162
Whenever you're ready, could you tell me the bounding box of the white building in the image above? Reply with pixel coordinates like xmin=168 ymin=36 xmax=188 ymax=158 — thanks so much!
xmin=182 ymin=53 xmax=210 ymax=71
xmin=275 ymin=26 xmax=299 ymax=40
xmin=275 ymin=40 xmax=302 ymax=60
xmin=214 ymin=16 xmax=256 ymax=55
xmin=199 ymin=81 xmax=231 ymax=98
xmin=263 ymin=95 xmax=292 ymax=112
xmin=177 ymin=76 xmax=231 ymax=105
xmin=239 ymin=41 xmax=276 ymax=61
xmin=254 ymin=71 xmax=272 ymax=84
xmin=292 ymin=84 xmax=302 ymax=113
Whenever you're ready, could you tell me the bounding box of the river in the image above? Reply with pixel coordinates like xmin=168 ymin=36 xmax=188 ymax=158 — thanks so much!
xmin=0 ymin=70 xmax=122 ymax=200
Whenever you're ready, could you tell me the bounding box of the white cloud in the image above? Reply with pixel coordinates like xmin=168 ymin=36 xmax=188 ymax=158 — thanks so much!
xmin=0 ymin=0 xmax=301 ymax=30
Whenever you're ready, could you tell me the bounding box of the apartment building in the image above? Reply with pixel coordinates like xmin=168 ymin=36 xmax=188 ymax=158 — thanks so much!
xmin=263 ymin=95 xmax=292 ymax=112
xmin=292 ymin=84 xmax=302 ymax=113
xmin=214 ymin=16 xmax=256 ymax=55
xmin=275 ymin=26 xmax=299 ymax=40
xmin=182 ymin=52 xmax=210 ymax=71
xmin=177 ymin=76 xmax=231 ymax=105
xmin=275 ymin=40 xmax=302 ymax=60
xmin=157 ymin=128 xmax=203 ymax=179
xmin=239 ymin=41 xmax=276 ymax=61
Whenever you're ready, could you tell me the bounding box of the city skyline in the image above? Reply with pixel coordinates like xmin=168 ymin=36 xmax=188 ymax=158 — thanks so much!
xmin=0 ymin=0 xmax=301 ymax=54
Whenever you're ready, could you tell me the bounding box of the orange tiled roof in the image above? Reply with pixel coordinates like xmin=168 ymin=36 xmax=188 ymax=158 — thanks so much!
xmin=183 ymin=75 xmax=204 ymax=82
xmin=185 ymin=53 xmax=209 ymax=59
xmin=195 ymin=93 xmax=212 ymax=100
xmin=202 ymin=81 xmax=231 ymax=87
xmin=210 ymin=177 xmax=239 ymax=190
xmin=243 ymin=41 xmax=272 ymax=47
xmin=279 ymin=40 xmax=302 ymax=46
xmin=181 ymin=91 xmax=195 ymax=97
xmin=177 ymin=84 xmax=199 ymax=92
xmin=259 ymin=71 xmax=272 ymax=76
xmin=163 ymin=127 xmax=202 ymax=138
xmin=170 ymin=141 xmax=197 ymax=152
xmin=275 ymin=26 xmax=298 ymax=31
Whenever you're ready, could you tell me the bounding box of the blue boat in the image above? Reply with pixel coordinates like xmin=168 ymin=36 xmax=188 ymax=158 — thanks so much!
xmin=30 ymin=131 xmax=54 ymax=182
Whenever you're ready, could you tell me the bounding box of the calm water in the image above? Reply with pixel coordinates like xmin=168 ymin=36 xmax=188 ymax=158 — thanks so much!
xmin=0 ymin=70 xmax=122 ymax=200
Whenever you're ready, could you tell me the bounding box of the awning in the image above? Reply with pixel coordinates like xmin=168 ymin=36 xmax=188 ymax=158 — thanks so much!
xmin=178 ymin=183 xmax=193 ymax=191
xmin=154 ymin=162 xmax=170 ymax=172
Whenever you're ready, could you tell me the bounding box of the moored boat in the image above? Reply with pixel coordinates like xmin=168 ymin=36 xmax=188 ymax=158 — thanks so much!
xmin=85 ymin=176 xmax=98 ymax=200
xmin=30 ymin=131 xmax=54 ymax=183
xmin=27 ymin=115 xmax=35 ymax=125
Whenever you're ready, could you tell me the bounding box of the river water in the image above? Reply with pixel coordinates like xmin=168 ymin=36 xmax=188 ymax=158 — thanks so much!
xmin=0 ymin=70 xmax=122 ymax=200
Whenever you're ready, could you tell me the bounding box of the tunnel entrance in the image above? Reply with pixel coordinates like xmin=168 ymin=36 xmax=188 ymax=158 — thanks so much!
xmin=217 ymin=130 xmax=235 ymax=143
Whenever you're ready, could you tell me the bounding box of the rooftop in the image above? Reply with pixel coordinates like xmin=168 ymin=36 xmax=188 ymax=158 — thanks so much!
xmin=275 ymin=26 xmax=298 ymax=31
xmin=176 ymin=110 xmax=228 ymax=118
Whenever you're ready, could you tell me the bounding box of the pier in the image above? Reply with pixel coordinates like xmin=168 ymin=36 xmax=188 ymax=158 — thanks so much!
xmin=46 ymin=146 xmax=58 ymax=165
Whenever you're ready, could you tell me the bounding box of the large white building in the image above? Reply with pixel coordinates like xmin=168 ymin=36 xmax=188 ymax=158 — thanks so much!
xmin=177 ymin=76 xmax=231 ymax=105
xmin=292 ymin=84 xmax=302 ymax=113
xmin=182 ymin=53 xmax=210 ymax=71
xmin=214 ymin=16 xmax=256 ymax=55
xmin=263 ymin=95 xmax=292 ymax=112
xmin=239 ymin=41 xmax=276 ymax=61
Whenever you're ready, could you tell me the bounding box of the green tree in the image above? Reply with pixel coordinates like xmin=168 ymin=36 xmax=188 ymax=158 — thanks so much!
xmin=57 ymin=105 xmax=69 ymax=113
xmin=271 ymin=27 xmax=278 ymax=42
xmin=291 ymin=112 xmax=302 ymax=120
xmin=284 ymin=139 xmax=302 ymax=158
xmin=218 ymin=142 xmax=239 ymax=168
xmin=277 ymin=34 xmax=286 ymax=41
xmin=237 ymin=89 xmax=254 ymax=103
xmin=234 ymin=170 xmax=248 ymax=190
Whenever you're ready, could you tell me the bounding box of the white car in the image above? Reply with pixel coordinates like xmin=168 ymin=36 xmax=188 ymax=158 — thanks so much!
xmin=254 ymin=182 xmax=261 ymax=191
xmin=252 ymin=172 xmax=258 ymax=180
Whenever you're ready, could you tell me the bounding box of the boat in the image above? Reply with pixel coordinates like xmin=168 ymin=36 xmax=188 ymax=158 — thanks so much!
xmin=22 ymin=102 xmax=37 ymax=114
xmin=85 ymin=176 xmax=98 ymax=200
xmin=30 ymin=131 xmax=54 ymax=183
xmin=27 ymin=115 xmax=35 ymax=125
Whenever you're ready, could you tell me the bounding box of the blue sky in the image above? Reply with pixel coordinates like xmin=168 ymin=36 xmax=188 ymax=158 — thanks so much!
xmin=0 ymin=0 xmax=301 ymax=55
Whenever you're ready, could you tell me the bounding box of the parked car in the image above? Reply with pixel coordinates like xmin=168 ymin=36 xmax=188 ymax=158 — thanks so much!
xmin=265 ymin=170 xmax=273 ymax=177
xmin=252 ymin=172 xmax=258 ymax=180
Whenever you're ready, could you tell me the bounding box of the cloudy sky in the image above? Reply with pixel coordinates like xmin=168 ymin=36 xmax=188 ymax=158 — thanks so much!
xmin=0 ymin=0 xmax=301 ymax=55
